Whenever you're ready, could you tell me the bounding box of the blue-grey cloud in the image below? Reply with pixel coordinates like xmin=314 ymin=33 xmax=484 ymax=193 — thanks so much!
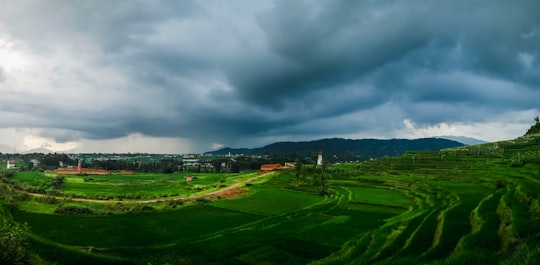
xmin=1 ymin=0 xmax=539 ymax=152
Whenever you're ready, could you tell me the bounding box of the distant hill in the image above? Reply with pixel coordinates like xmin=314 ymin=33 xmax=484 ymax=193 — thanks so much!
xmin=206 ymin=138 xmax=464 ymax=161
xmin=438 ymin=136 xmax=487 ymax=145
xmin=22 ymin=147 xmax=55 ymax=154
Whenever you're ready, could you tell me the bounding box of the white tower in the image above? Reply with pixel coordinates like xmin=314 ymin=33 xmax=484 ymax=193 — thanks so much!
xmin=317 ymin=150 xmax=323 ymax=166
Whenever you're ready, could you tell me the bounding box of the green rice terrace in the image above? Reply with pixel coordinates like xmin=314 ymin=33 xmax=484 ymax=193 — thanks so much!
xmin=2 ymin=136 xmax=540 ymax=264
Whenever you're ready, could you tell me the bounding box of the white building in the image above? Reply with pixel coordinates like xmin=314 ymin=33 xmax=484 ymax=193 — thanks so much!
xmin=6 ymin=160 xmax=16 ymax=169
xmin=317 ymin=151 xmax=323 ymax=166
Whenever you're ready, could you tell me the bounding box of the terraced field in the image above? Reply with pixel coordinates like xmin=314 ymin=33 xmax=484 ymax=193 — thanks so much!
xmin=1 ymin=136 xmax=540 ymax=264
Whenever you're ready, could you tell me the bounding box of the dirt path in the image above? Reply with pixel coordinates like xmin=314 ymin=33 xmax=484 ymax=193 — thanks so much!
xmin=26 ymin=171 xmax=276 ymax=204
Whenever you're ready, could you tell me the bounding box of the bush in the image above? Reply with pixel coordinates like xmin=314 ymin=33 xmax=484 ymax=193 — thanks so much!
xmin=54 ymin=205 xmax=94 ymax=215
xmin=196 ymin=197 xmax=211 ymax=204
xmin=35 ymin=195 xmax=57 ymax=204
xmin=168 ymin=200 xmax=184 ymax=208
xmin=500 ymin=243 xmax=540 ymax=265
xmin=0 ymin=218 xmax=30 ymax=265
xmin=129 ymin=205 xmax=157 ymax=214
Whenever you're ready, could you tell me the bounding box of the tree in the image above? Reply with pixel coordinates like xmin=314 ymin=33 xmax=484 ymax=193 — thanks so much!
xmin=51 ymin=176 xmax=64 ymax=189
xmin=295 ymin=160 xmax=303 ymax=180
xmin=230 ymin=162 xmax=240 ymax=173
xmin=525 ymin=117 xmax=540 ymax=136
xmin=212 ymin=160 xmax=223 ymax=173
xmin=0 ymin=218 xmax=30 ymax=265
xmin=319 ymin=163 xmax=328 ymax=195
xmin=0 ymin=169 xmax=15 ymax=179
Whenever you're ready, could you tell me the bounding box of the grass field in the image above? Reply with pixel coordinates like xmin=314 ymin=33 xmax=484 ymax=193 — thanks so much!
xmin=12 ymin=205 xmax=264 ymax=248
xmin=213 ymin=187 xmax=326 ymax=215
xmin=345 ymin=186 xmax=412 ymax=207
xmin=13 ymin=171 xmax=257 ymax=199
xmin=3 ymin=136 xmax=540 ymax=264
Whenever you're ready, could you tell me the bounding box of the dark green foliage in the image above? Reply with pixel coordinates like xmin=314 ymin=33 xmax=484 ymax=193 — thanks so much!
xmin=500 ymin=243 xmax=540 ymax=265
xmin=6 ymin=135 xmax=540 ymax=265
xmin=373 ymin=212 xmax=430 ymax=262
xmin=51 ymin=176 xmax=64 ymax=189
xmin=12 ymin=205 xmax=264 ymax=249
xmin=0 ymin=206 xmax=30 ymax=265
xmin=195 ymin=197 xmax=211 ymax=204
xmin=398 ymin=209 xmax=441 ymax=257
xmin=128 ymin=205 xmax=156 ymax=214
xmin=29 ymin=238 xmax=135 ymax=265
xmin=41 ymin=153 xmax=76 ymax=168
xmin=2 ymin=170 xmax=15 ymax=178
xmin=524 ymin=117 xmax=540 ymax=136
xmin=207 ymin=138 xmax=464 ymax=162
xmin=54 ymin=205 xmax=94 ymax=215
xmin=461 ymin=194 xmax=502 ymax=251
xmin=35 ymin=195 xmax=57 ymax=204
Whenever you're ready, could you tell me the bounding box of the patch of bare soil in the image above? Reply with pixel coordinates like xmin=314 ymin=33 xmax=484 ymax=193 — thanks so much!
xmin=209 ymin=188 xmax=249 ymax=199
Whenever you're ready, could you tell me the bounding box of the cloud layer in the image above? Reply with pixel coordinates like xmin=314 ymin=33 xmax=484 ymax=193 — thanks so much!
xmin=1 ymin=0 xmax=539 ymax=153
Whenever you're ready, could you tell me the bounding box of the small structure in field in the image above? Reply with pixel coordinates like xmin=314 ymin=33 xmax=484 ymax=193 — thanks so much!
xmin=185 ymin=176 xmax=193 ymax=182
xmin=120 ymin=170 xmax=134 ymax=175
xmin=284 ymin=162 xmax=296 ymax=168
xmin=317 ymin=150 xmax=323 ymax=166
xmin=54 ymin=159 xmax=111 ymax=175
xmin=6 ymin=160 xmax=16 ymax=169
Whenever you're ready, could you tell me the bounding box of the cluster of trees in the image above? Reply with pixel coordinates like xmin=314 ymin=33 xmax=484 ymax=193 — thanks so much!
xmin=54 ymin=205 xmax=93 ymax=215
xmin=90 ymin=158 xmax=179 ymax=173
xmin=525 ymin=117 xmax=540 ymax=136
xmin=0 ymin=218 xmax=30 ymax=265
xmin=0 ymin=170 xmax=32 ymax=265
xmin=294 ymin=162 xmax=346 ymax=195
xmin=1 ymin=152 xmax=315 ymax=175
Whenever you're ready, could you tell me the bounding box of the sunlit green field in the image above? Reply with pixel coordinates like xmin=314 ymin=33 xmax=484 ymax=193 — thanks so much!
xmin=14 ymin=171 xmax=257 ymax=199
xmin=213 ymin=187 xmax=326 ymax=215
xmin=3 ymin=136 xmax=540 ymax=264
xmin=12 ymin=205 xmax=264 ymax=248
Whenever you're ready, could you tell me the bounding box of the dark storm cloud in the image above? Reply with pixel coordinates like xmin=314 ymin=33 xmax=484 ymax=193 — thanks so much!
xmin=229 ymin=0 xmax=426 ymax=106
xmin=1 ymin=0 xmax=540 ymax=150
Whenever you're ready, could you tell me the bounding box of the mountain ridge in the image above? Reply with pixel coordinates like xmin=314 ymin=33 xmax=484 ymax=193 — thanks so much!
xmin=436 ymin=136 xmax=487 ymax=145
xmin=206 ymin=137 xmax=464 ymax=161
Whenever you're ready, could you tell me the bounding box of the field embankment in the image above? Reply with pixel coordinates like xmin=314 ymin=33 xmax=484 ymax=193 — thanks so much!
xmin=2 ymin=135 xmax=540 ymax=264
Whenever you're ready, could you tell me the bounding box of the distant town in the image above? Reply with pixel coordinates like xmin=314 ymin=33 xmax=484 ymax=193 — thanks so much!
xmin=0 ymin=152 xmax=304 ymax=174
xmin=1 ymin=137 xmax=466 ymax=174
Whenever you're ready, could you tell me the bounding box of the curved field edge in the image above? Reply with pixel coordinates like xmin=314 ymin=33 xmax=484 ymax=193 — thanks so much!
xmin=3 ymin=138 xmax=540 ymax=264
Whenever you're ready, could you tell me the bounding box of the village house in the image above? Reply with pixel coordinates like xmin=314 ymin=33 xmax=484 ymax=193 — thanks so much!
xmin=6 ymin=159 xmax=16 ymax=169
xmin=54 ymin=160 xmax=111 ymax=175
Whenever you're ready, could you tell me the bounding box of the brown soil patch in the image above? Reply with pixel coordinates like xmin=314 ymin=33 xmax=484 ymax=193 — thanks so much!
xmin=210 ymin=188 xmax=249 ymax=199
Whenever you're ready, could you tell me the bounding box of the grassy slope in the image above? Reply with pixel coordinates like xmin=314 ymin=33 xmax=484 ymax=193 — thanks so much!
xmin=7 ymin=136 xmax=540 ymax=264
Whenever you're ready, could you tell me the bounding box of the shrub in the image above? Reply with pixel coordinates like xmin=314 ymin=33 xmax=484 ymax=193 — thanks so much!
xmin=500 ymin=243 xmax=540 ymax=265
xmin=196 ymin=197 xmax=211 ymax=204
xmin=54 ymin=205 xmax=94 ymax=215
xmin=0 ymin=218 xmax=30 ymax=265
xmin=168 ymin=200 xmax=184 ymax=208
xmin=129 ymin=205 xmax=157 ymax=214
xmin=35 ymin=195 xmax=57 ymax=204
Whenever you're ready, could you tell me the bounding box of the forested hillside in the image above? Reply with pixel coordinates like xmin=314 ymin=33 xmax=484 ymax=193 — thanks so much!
xmin=207 ymin=137 xmax=464 ymax=161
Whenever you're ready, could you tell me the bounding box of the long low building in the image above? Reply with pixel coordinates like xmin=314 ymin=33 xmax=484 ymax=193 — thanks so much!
xmin=54 ymin=168 xmax=111 ymax=175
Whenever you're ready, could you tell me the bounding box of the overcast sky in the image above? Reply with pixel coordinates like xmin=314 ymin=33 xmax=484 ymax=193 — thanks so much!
xmin=1 ymin=0 xmax=539 ymax=153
